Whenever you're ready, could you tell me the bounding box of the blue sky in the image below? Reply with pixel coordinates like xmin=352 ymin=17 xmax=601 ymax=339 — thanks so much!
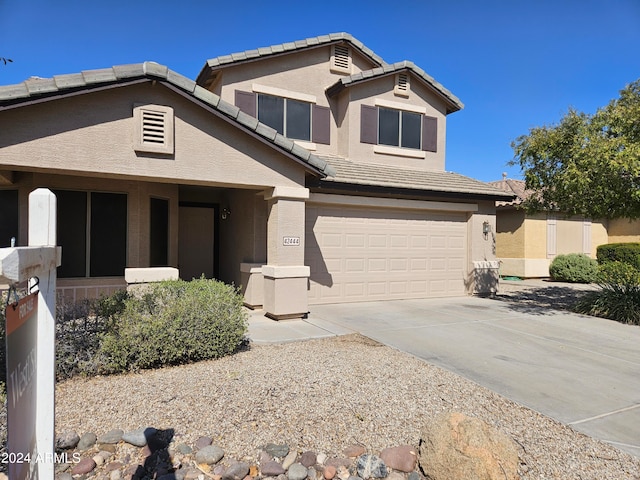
xmin=1 ymin=0 xmax=639 ymax=183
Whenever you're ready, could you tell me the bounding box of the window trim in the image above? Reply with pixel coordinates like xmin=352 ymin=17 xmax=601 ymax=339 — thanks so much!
xmin=256 ymin=92 xmax=313 ymax=142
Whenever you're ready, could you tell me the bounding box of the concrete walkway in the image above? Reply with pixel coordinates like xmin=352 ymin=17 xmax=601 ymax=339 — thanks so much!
xmin=247 ymin=292 xmax=640 ymax=458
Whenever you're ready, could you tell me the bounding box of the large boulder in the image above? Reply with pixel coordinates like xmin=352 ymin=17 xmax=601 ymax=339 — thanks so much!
xmin=418 ymin=412 xmax=520 ymax=480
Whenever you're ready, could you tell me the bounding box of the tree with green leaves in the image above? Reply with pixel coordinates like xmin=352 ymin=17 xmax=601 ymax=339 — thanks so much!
xmin=511 ymin=79 xmax=640 ymax=219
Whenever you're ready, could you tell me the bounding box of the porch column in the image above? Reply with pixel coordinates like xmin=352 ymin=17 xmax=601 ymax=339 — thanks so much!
xmin=263 ymin=186 xmax=309 ymax=320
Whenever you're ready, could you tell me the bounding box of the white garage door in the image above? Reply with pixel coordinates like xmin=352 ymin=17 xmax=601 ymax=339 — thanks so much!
xmin=306 ymin=205 xmax=468 ymax=304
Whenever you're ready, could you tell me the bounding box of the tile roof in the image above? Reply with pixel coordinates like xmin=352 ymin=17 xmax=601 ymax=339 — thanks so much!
xmin=315 ymin=155 xmax=515 ymax=199
xmin=326 ymin=61 xmax=463 ymax=113
xmin=487 ymin=178 xmax=532 ymax=206
xmin=201 ymin=32 xmax=386 ymax=72
xmin=0 ymin=62 xmax=335 ymax=178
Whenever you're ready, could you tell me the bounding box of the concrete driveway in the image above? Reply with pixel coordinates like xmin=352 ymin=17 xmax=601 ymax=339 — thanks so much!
xmin=250 ymin=292 xmax=640 ymax=458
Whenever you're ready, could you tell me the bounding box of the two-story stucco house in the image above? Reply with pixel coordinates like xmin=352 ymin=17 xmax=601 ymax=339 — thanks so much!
xmin=0 ymin=33 xmax=512 ymax=319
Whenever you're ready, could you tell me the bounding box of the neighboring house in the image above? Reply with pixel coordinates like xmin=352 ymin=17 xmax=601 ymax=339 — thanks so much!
xmin=0 ymin=33 xmax=512 ymax=319
xmin=489 ymin=175 xmax=608 ymax=278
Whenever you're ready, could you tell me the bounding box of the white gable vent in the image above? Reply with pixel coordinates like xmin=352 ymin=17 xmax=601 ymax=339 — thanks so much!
xmin=133 ymin=104 xmax=174 ymax=155
xmin=331 ymin=44 xmax=351 ymax=74
xmin=394 ymin=72 xmax=410 ymax=97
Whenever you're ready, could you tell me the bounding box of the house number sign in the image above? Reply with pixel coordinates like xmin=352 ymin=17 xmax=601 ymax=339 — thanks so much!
xmin=283 ymin=236 xmax=300 ymax=246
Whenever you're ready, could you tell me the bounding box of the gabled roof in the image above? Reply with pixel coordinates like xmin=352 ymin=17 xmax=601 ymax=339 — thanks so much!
xmin=326 ymin=61 xmax=464 ymax=114
xmin=488 ymin=177 xmax=532 ymax=206
xmin=196 ymin=32 xmax=386 ymax=86
xmin=313 ymin=155 xmax=515 ymax=200
xmin=0 ymin=62 xmax=335 ymax=178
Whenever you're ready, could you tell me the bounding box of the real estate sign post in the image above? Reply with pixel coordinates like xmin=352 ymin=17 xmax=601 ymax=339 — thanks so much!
xmin=0 ymin=188 xmax=60 ymax=480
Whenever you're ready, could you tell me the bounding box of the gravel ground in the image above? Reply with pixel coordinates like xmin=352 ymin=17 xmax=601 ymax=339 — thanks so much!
xmin=55 ymin=331 xmax=640 ymax=479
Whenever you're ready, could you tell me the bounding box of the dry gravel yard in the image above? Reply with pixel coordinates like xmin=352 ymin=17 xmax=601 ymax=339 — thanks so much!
xmin=56 ymin=332 xmax=640 ymax=479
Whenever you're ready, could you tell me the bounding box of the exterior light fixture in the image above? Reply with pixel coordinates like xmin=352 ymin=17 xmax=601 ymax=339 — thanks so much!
xmin=482 ymin=221 xmax=491 ymax=238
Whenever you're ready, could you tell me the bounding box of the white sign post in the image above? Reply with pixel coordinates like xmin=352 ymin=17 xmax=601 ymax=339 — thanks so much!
xmin=0 ymin=189 xmax=60 ymax=480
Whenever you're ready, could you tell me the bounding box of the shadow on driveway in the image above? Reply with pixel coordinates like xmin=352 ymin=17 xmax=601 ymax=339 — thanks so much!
xmin=492 ymin=282 xmax=597 ymax=315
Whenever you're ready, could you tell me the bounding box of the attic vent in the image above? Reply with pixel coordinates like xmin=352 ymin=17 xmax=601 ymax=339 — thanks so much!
xmin=133 ymin=104 xmax=174 ymax=155
xmin=394 ymin=73 xmax=410 ymax=97
xmin=142 ymin=111 xmax=166 ymax=144
xmin=331 ymin=44 xmax=351 ymax=74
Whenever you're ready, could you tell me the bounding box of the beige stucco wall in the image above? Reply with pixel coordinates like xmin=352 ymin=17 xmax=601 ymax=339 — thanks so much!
xmin=12 ymin=173 xmax=179 ymax=270
xmin=213 ymin=45 xmax=379 ymax=159
xmin=523 ymin=215 xmax=548 ymax=259
xmin=0 ymin=82 xmax=307 ymax=190
xmin=591 ymin=220 xmax=609 ymax=256
xmin=209 ymin=44 xmax=450 ymax=172
xmin=344 ymin=76 xmax=448 ymax=171
xmin=608 ymin=218 xmax=640 ymax=243
xmin=495 ymin=209 xmax=525 ymax=258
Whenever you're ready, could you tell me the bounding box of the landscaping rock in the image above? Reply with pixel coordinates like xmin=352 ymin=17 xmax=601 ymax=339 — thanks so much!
xmin=97 ymin=429 xmax=124 ymax=444
xmin=175 ymin=443 xmax=193 ymax=455
xmin=282 ymin=450 xmax=298 ymax=470
xmin=288 ymin=463 xmax=308 ymax=480
xmin=195 ymin=445 xmax=225 ymax=465
xmin=355 ymin=455 xmax=387 ymax=479
xmin=123 ymin=427 xmax=154 ymax=447
xmin=323 ymin=465 xmax=336 ymax=480
xmin=78 ymin=432 xmax=98 ymax=450
xmin=418 ymin=412 xmax=520 ymax=480
xmin=71 ymin=457 xmax=97 ymax=475
xmin=343 ymin=446 xmax=365 ymax=458
xmin=379 ymin=445 xmax=417 ymax=473
xmin=300 ymin=451 xmax=317 ymax=467
xmin=196 ymin=436 xmax=213 ymax=450
xmin=56 ymin=431 xmax=80 ymax=450
xmin=261 ymin=460 xmax=286 ymax=476
xmin=223 ymin=462 xmax=250 ymax=480
xmin=264 ymin=443 xmax=290 ymax=458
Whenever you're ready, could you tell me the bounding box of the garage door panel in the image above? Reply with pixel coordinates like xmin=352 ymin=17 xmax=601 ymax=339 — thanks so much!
xmin=306 ymin=205 xmax=467 ymax=304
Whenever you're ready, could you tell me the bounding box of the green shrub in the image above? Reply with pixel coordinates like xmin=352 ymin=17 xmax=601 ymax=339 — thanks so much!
xmin=574 ymin=261 xmax=640 ymax=324
xmin=99 ymin=278 xmax=248 ymax=374
xmin=596 ymin=243 xmax=640 ymax=269
xmin=549 ymin=253 xmax=599 ymax=283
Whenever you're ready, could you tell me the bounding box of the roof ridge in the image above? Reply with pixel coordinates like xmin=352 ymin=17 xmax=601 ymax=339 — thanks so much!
xmin=202 ymin=32 xmax=388 ymax=70
xmin=0 ymin=61 xmax=335 ymax=178
xmin=326 ymin=61 xmax=463 ymax=113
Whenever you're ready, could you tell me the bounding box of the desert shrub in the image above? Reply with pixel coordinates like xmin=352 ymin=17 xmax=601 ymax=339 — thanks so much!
xmin=99 ymin=278 xmax=248 ymax=374
xmin=549 ymin=253 xmax=599 ymax=283
xmin=597 ymin=243 xmax=640 ymax=269
xmin=55 ymin=290 xmax=129 ymax=380
xmin=574 ymin=261 xmax=640 ymax=324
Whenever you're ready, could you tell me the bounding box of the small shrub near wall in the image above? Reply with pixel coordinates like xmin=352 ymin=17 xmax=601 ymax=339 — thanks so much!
xmin=575 ymin=261 xmax=640 ymax=325
xmin=549 ymin=253 xmax=599 ymax=283
xmin=99 ymin=277 xmax=248 ymax=374
xmin=597 ymin=243 xmax=640 ymax=269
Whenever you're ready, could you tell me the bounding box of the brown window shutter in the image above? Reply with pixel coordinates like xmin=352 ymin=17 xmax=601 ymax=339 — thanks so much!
xmin=422 ymin=115 xmax=437 ymax=152
xmin=312 ymin=105 xmax=331 ymax=144
xmin=360 ymin=105 xmax=378 ymax=144
xmin=235 ymin=90 xmax=256 ymax=117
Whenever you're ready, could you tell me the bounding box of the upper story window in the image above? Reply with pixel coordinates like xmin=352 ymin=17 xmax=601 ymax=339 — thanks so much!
xmin=257 ymin=94 xmax=311 ymax=142
xmin=378 ymin=108 xmax=422 ymax=150
xmin=361 ymin=103 xmax=438 ymax=153
xmin=235 ymin=88 xmax=331 ymax=145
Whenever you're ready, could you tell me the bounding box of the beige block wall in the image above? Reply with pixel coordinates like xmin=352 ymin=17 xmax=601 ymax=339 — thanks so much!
xmin=608 ymin=218 xmax=640 ymax=243
xmin=591 ymin=220 xmax=609 ymax=256
xmin=0 ymin=83 xmax=307 ymax=190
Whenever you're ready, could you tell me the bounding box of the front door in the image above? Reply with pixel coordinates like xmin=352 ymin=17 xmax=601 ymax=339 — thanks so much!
xmin=178 ymin=203 xmax=219 ymax=280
